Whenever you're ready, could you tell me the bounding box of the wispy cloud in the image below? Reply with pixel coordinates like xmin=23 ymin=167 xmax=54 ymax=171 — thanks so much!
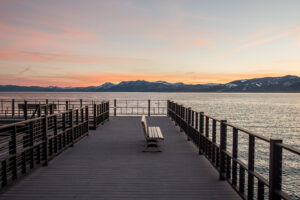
xmin=20 ymin=66 xmax=31 ymax=74
xmin=225 ymin=25 xmax=300 ymax=56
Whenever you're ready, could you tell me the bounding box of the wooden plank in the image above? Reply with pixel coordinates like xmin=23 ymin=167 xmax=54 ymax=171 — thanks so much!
xmin=0 ymin=117 xmax=241 ymax=200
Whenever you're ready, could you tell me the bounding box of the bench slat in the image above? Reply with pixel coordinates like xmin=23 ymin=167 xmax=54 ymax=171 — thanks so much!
xmin=156 ymin=127 xmax=164 ymax=139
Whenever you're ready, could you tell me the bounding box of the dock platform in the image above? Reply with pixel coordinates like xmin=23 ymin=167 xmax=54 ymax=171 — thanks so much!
xmin=0 ymin=116 xmax=240 ymax=200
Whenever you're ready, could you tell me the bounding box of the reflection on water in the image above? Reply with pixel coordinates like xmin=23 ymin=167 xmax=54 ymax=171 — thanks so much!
xmin=0 ymin=92 xmax=299 ymax=198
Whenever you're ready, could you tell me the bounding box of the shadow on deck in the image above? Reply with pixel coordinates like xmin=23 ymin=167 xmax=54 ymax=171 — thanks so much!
xmin=0 ymin=116 xmax=241 ymax=200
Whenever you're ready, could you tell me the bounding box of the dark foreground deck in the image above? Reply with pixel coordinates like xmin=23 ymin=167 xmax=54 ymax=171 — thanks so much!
xmin=0 ymin=116 xmax=240 ymax=200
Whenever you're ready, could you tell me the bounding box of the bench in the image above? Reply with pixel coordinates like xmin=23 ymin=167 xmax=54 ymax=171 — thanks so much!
xmin=141 ymin=115 xmax=164 ymax=152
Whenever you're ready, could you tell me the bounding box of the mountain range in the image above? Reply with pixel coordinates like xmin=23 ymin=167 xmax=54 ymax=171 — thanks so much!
xmin=1 ymin=75 xmax=300 ymax=92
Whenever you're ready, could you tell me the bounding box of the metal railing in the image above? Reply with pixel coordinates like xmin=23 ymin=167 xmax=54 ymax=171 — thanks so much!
xmin=0 ymin=107 xmax=90 ymax=190
xmin=110 ymin=99 xmax=167 ymax=116
xmin=0 ymin=99 xmax=166 ymax=119
xmin=0 ymin=99 xmax=109 ymax=129
xmin=167 ymin=100 xmax=299 ymax=200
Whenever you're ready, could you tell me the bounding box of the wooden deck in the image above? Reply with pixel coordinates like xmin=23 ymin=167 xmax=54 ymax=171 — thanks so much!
xmin=0 ymin=116 xmax=241 ymax=200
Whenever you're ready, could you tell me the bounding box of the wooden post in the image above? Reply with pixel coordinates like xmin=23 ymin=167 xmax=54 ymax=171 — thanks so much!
xmin=212 ymin=119 xmax=217 ymax=164
xmin=148 ymin=99 xmax=151 ymax=117
xmin=80 ymin=99 xmax=83 ymax=108
xmin=219 ymin=120 xmax=227 ymax=180
xmin=269 ymin=139 xmax=282 ymax=200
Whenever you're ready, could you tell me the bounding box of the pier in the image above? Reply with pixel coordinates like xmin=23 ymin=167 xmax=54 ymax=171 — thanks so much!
xmin=0 ymin=99 xmax=299 ymax=200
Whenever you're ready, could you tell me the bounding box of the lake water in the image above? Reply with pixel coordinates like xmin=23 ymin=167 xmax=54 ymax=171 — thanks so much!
xmin=0 ymin=92 xmax=299 ymax=198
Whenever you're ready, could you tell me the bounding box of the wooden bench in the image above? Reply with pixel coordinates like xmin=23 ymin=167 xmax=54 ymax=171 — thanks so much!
xmin=141 ymin=115 xmax=164 ymax=152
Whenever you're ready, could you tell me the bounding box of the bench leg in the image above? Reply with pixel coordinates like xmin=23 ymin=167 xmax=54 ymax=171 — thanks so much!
xmin=143 ymin=140 xmax=161 ymax=152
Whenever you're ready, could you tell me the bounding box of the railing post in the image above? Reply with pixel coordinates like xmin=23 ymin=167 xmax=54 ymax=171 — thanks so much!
xmin=187 ymin=107 xmax=191 ymax=141
xmin=93 ymin=104 xmax=97 ymax=129
xmin=24 ymin=100 xmax=28 ymax=120
xmin=219 ymin=120 xmax=227 ymax=180
xmin=198 ymin=112 xmax=204 ymax=155
xmin=269 ymin=139 xmax=282 ymax=200
xmin=195 ymin=112 xmax=199 ymax=130
xmin=69 ymin=110 xmax=74 ymax=147
xmin=9 ymin=126 xmax=17 ymax=180
xmin=114 ymin=99 xmax=117 ymax=116
xmin=43 ymin=115 xmax=49 ymax=166
xmin=85 ymin=106 xmax=89 ymax=135
xmin=66 ymin=101 xmax=69 ymax=111
xmin=12 ymin=99 xmax=15 ymax=118
xmin=232 ymin=128 xmax=238 ymax=187
xmin=148 ymin=99 xmax=151 ymax=117
xmin=80 ymin=99 xmax=83 ymax=108
xmin=248 ymin=135 xmax=255 ymax=200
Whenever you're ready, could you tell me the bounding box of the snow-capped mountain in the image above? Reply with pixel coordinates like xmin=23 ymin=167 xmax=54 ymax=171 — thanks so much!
xmin=0 ymin=75 xmax=299 ymax=92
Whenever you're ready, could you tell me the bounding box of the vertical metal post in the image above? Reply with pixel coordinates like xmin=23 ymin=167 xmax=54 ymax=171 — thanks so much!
xmin=9 ymin=126 xmax=17 ymax=180
xmin=12 ymin=99 xmax=15 ymax=118
xmin=66 ymin=101 xmax=69 ymax=111
xmin=232 ymin=128 xmax=238 ymax=186
xmin=212 ymin=119 xmax=217 ymax=163
xmin=43 ymin=115 xmax=49 ymax=166
xmin=148 ymin=99 xmax=150 ymax=117
xmin=219 ymin=120 xmax=227 ymax=180
xmin=85 ymin=106 xmax=89 ymax=135
xmin=187 ymin=107 xmax=191 ymax=141
xmin=29 ymin=122 xmax=34 ymax=169
xmin=198 ymin=112 xmax=204 ymax=154
xmin=248 ymin=135 xmax=255 ymax=200
xmin=195 ymin=112 xmax=199 ymax=130
xmin=269 ymin=139 xmax=282 ymax=200
xmin=24 ymin=100 xmax=28 ymax=120
xmin=69 ymin=110 xmax=74 ymax=147
xmin=93 ymin=104 xmax=97 ymax=129
xmin=114 ymin=99 xmax=117 ymax=116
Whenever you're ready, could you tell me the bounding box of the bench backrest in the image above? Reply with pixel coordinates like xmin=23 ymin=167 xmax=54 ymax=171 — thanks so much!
xmin=141 ymin=115 xmax=148 ymax=136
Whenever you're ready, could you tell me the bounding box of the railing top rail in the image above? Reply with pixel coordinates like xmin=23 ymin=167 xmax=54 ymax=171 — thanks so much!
xmin=277 ymin=143 xmax=300 ymax=155
xmin=225 ymin=122 xmax=270 ymax=142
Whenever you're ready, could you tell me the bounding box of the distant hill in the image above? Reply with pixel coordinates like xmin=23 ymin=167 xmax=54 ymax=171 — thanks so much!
xmin=0 ymin=75 xmax=300 ymax=92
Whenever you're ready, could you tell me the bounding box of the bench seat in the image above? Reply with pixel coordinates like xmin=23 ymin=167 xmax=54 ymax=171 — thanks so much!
xmin=141 ymin=116 xmax=164 ymax=152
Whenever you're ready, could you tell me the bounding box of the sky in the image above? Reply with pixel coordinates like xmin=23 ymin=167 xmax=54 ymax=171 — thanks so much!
xmin=0 ymin=0 xmax=300 ymax=87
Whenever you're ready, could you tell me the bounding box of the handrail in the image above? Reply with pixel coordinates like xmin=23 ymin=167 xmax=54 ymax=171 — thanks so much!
xmin=167 ymin=100 xmax=299 ymax=200
xmin=0 ymin=101 xmax=110 ymax=191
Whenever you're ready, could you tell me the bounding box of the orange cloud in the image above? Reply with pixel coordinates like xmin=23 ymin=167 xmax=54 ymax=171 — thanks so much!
xmin=0 ymin=71 xmax=296 ymax=87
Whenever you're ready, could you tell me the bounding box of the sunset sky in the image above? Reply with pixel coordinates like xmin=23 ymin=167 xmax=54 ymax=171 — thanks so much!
xmin=0 ymin=0 xmax=300 ymax=87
